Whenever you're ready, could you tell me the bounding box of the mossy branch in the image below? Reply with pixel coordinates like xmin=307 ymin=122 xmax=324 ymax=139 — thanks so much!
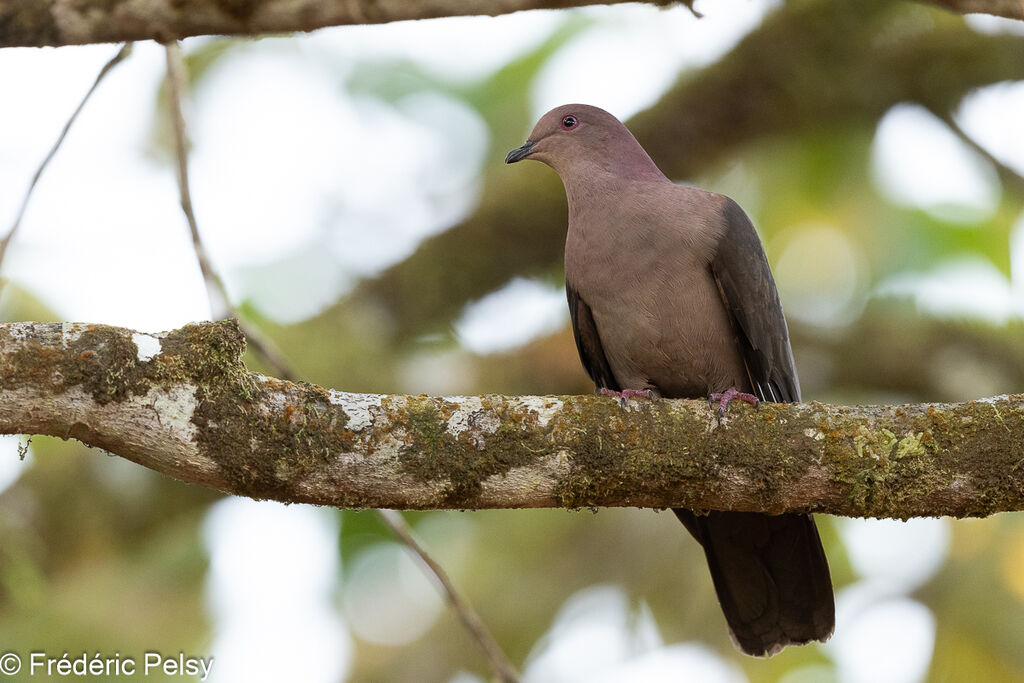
xmin=1 ymin=320 xmax=1021 ymax=519
xmin=2 ymin=0 xmax=1021 ymax=48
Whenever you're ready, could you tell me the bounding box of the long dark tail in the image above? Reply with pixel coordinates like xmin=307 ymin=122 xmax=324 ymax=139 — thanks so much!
xmin=674 ymin=509 xmax=834 ymax=657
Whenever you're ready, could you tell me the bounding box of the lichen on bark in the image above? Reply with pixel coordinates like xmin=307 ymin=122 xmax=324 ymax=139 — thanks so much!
xmin=2 ymin=321 xmax=1024 ymax=519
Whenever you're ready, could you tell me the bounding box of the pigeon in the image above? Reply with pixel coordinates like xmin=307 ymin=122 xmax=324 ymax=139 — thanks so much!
xmin=506 ymin=104 xmax=834 ymax=656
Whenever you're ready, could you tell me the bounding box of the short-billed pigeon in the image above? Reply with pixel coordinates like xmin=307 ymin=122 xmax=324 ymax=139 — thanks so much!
xmin=506 ymin=104 xmax=834 ymax=657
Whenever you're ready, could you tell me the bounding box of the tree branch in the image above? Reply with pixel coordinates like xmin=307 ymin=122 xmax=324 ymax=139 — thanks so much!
xmin=2 ymin=0 xmax=1020 ymax=49
xmin=921 ymin=0 xmax=1024 ymax=20
xmin=2 ymin=320 xmax=1021 ymax=520
xmin=160 ymin=46 xmax=519 ymax=675
xmin=1 ymin=0 xmax=667 ymax=48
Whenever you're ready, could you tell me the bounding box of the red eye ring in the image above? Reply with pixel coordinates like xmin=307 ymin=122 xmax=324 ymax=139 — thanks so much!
xmin=561 ymin=115 xmax=579 ymax=130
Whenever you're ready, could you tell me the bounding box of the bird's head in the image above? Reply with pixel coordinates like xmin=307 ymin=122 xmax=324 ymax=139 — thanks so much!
xmin=505 ymin=104 xmax=662 ymax=180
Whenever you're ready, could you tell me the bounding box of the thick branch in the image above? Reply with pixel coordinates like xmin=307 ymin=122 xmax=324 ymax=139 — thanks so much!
xmin=2 ymin=0 xmax=672 ymax=48
xmin=2 ymin=0 xmax=1020 ymax=48
xmin=1 ymin=321 xmax=1022 ymax=519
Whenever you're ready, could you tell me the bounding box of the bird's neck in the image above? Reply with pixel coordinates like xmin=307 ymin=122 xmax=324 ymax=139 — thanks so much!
xmin=562 ymin=163 xmax=664 ymax=218
xmin=600 ymin=131 xmax=668 ymax=182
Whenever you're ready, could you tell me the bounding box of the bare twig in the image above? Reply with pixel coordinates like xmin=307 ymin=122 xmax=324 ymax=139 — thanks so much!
xmin=376 ymin=510 xmax=521 ymax=683
xmin=163 ymin=41 xmax=297 ymax=381
xmin=935 ymin=108 xmax=1024 ymax=195
xmin=0 ymin=43 xmax=132 ymax=281
xmin=162 ymin=41 xmax=232 ymax=318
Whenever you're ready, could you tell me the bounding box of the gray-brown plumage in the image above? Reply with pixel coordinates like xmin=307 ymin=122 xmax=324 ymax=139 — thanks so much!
xmin=506 ymin=104 xmax=834 ymax=656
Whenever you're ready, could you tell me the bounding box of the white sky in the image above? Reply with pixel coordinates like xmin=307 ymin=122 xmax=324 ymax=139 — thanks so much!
xmin=1 ymin=3 xmax=1021 ymax=680
xmin=203 ymin=498 xmax=350 ymax=683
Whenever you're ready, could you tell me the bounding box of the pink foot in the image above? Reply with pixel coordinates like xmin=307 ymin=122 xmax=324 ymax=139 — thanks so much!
xmin=708 ymin=387 xmax=760 ymax=421
xmin=598 ymin=387 xmax=655 ymax=407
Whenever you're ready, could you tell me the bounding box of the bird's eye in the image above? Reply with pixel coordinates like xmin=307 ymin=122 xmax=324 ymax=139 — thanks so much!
xmin=561 ymin=115 xmax=579 ymax=130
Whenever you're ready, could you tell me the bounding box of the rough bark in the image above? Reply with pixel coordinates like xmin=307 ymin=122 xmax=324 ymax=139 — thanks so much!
xmin=3 ymin=0 xmax=663 ymax=48
xmin=1 ymin=0 xmax=1020 ymax=49
xmin=2 ymin=320 xmax=1022 ymax=520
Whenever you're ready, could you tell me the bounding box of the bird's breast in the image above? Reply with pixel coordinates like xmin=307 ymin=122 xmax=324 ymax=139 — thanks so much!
xmin=565 ymin=223 xmax=747 ymax=398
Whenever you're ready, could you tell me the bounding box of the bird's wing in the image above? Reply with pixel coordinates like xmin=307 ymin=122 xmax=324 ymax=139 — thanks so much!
xmin=709 ymin=198 xmax=800 ymax=403
xmin=566 ymin=283 xmax=620 ymax=391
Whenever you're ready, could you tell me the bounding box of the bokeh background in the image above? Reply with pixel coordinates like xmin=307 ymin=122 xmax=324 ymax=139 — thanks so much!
xmin=2 ymin=0 xmax=1024 ymax=680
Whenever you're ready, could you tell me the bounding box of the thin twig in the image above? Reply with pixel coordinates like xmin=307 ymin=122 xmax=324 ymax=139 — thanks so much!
xmin=162 ymin=42 xmax=518 ymax=677
xmin=163 ymin=41 xmax=231 ymax=317
xmin=0 ymin=43 xmax=133 ymax=279
xmin=163 ymin=41 xmax=297 ymax=381
xmin=376 ymin=509 xmax=521 ymax=683
xmin=936 ymin=108 xmax=1024 ymax=195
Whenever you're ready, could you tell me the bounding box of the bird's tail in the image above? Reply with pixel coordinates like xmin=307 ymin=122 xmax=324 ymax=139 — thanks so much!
xmin=673 ymin=509 xmax=834 ymax=657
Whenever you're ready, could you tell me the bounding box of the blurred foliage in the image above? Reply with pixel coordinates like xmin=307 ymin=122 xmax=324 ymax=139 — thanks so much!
xmin=346 ymin=15 xmax=593 ymax=156
xmin=4 ymin=0 xmax=1024 ymax=681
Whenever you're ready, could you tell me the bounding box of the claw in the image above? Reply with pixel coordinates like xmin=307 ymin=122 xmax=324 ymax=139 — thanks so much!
xmin=598 ymin=387 xmax=655 ymax=408
xmin=708 ymin=387 xmax=760 ymax=423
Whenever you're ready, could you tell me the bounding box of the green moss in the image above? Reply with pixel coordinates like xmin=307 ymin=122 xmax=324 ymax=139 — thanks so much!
xmin=544 ymin=394 xmax=1024 ymax=519
xmin=806 ymin=400 xmax=1024 ymax=519
xmin=551 ymin=396 xmax=830 ymax=512
xmin=853 ymin=426 xmax=897 ymax=460
xmin=174 ymin=324 xmax=345 ymax=500
xmin=5 ymin=342 xmax=66 ymax=391
xmin=894 ymin=432 xmax=926 ymax=459
xmin=8 ymin=320 xmax=1024 ymax=518
xmin=396 ymin=396 xmax=550 ymax=506
xmin=552 ymin=398 xmax=715 ymax=510
xmin=399 ymin=398 xmax=451 ymax=482
xmin=158 ymin=320 xmax=249 ymax=387
xmin=66 ymin=327 xmax=150 ymax=404
xmin=0 ymin=319 xmax=350 ymax=502
xmin=1 ymin=325 xmax=159 ymax=405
